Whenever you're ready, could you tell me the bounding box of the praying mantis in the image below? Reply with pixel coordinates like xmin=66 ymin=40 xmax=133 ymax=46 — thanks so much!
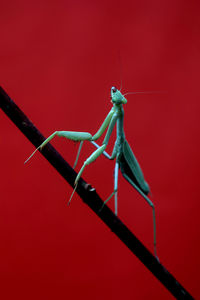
xmin=25 ymin=86 xmax=157 ymax=257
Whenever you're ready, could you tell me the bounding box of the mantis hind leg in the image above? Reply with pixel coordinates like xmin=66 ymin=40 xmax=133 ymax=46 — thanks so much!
xmin=122 ymin=172 xmax=157 ymax=258
xmin=101 ymin=162 xmax=119 ymax=215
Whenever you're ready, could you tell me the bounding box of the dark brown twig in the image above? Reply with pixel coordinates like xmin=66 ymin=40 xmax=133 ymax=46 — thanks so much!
xmin=0 ymin=86 xmax=194 ymax=299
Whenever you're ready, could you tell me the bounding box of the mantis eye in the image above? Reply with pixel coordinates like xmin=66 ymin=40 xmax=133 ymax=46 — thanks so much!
xmin=111 ymin=86 xmax=117 ymax=93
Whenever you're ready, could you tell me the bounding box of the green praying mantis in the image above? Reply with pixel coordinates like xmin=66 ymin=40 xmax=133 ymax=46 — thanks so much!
xmin=25 ymin=86 xmax=157 ymax=257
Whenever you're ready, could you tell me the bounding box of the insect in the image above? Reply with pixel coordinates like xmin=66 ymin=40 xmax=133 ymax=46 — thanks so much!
xmin=25 ymin=87 xmax=157 ymax=257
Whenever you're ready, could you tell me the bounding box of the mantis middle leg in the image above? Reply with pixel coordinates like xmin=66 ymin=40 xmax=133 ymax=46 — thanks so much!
xmin=121 ymin=172 xmax=157 ymax=258
xmin=101 ymin=162 xmax=119 ymax=215
xmin=91 ymin=141 xmax=119 ymax=214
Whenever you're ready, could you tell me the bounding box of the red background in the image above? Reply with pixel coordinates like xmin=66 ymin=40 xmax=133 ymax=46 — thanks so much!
xmin=0 ymin=1 xmax=199 ymax=299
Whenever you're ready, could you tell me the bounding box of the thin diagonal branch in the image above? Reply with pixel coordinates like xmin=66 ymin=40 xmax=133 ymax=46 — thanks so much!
xmin=0 ymin=86 xmax=194 ymax=299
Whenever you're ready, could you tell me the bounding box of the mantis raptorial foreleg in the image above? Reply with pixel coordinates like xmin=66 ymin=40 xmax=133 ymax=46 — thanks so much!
xmin=91 ymin=141 xmax=114 ymax=160
xmin=24 ymin=131 xmax=92 ymax=164
xmin=73 ymin=112 xmax=118 ymax=182
xmin=68 ymin=113 xmax=118 ymax=205
xmin=25 ymin=108 xmax=115 ymax=164
xmin=74 ymin=144 xmax=106 ymax=184
xmin=73 ymin=111 xmax=116 ymax=168
xmin=68 ymin=143 xmax=107 ymax=205
xmin=73 ymin=140 xmax=113 ymax=169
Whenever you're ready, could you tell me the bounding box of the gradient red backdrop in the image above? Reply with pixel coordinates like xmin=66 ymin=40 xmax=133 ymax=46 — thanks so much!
xmin=0 ymin=1 xmax=199 ymax=299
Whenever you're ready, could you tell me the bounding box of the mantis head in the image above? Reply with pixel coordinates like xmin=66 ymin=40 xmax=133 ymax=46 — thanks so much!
xmin=111 ymin=86 xmax=127 ymax=105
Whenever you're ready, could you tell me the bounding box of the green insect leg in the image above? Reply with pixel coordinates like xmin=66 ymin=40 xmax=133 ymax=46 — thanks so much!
xmin=122 ymin=172 xmax=157 ymax=258
xmin=25 ymin=131 xmax=92 ymax=164
xmin=73 ymin=141 xmax=84 ymax=169
xmin=74 ymin=144 xmax=106 ymax=185
xmin=101 ymin=162 xmax=119 ymax=215
xmin=68 ymin=144 xmax=107 ymax=205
